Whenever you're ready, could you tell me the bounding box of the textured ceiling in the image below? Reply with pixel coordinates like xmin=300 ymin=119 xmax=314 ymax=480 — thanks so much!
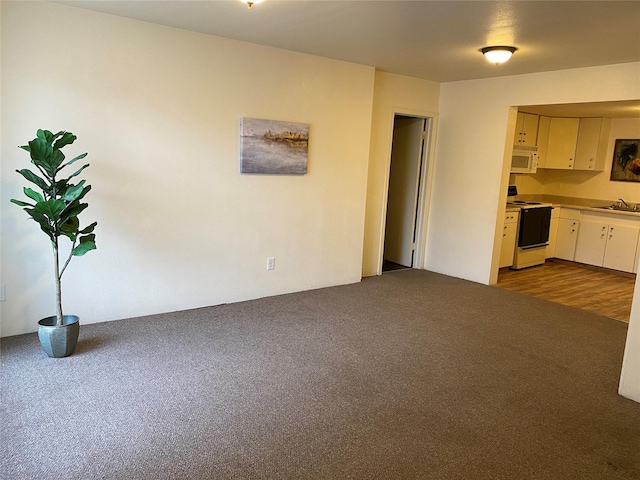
xmin=54 ymin=1 xmax=640 ymax=117
xmin=56 ymin=1 xmax=640 ymax=83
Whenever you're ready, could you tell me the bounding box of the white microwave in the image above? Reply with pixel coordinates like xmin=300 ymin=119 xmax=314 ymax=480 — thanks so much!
xmin=511 ymin=147 xmax=538 ymax=174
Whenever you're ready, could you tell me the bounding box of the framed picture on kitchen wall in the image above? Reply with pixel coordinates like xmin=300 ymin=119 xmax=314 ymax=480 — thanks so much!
xmin=610 ymin=139 xmax=640 ymax=182
xmin=240 ymin=118 xmax=309 ymax=175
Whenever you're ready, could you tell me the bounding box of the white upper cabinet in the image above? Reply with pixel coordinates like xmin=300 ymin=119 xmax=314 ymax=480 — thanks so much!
xmin=536 ymin=116 xmax=551 ymax=168
xmin=513 ymin=112 xmax=539 ymax=147
xmin=574 ymin=118 xmax=611 ymax=171
xmin=544 ymin=118 xmax=580 ymax=169
xmin=539 ymin=117 xmax=610 ymax=171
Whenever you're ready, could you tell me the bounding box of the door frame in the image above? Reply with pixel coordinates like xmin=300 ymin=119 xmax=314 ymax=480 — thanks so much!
xmin=384 ymin=115 xmax=426 ymax=268
xmin=376 ymin=108 xmax=438 ymax=275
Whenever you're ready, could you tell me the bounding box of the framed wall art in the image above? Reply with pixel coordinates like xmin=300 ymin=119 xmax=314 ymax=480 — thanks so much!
xmin=240 ymin=118 xmax=309 ymax=175
xmin=610 ymin=139 xmax=640 ymax=182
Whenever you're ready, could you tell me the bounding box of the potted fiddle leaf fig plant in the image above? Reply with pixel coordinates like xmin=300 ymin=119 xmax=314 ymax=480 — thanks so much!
xmin=11 ymin=129 xmax=97 ymax=358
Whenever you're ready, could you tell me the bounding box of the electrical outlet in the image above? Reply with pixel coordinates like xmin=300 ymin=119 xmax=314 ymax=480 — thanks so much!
xmin=0 ymin=285 xmax=5 ymax=302
xmin=266 ymin=257 xmax=275 ymax=271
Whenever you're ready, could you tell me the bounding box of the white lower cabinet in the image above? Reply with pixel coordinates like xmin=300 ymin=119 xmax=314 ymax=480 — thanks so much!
xmin=604 ymin=225 xmax=639 ymax=272
xmin=554 ymin=208 xmax=581 ymax=261
xmin=545 ymin=207 xmax=560 ymax=258
xmin=574 ymin=212 xmax=640 ymax=273
xmin=499 ymin=210 xmax=520 ymax=268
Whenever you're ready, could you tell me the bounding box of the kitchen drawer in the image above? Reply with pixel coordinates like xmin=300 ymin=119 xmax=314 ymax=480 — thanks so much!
xmin=504 ymin=211 xmax=519 ymax=224
xmin=559 ymin=208 xmax=582 ymax=221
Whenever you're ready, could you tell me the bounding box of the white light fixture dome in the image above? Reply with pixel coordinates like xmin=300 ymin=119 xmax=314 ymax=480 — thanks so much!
xmin=481 ymin=46 xmax=518 ymax=65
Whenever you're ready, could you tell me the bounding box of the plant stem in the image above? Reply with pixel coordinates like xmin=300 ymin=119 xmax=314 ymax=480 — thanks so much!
xmin=50 ymin=166 xmax=63 ymax=326
xmin=53 ymin=236 xmax=63 ymax=326
xmin=59 ymin=238 xmax=76 ymax=278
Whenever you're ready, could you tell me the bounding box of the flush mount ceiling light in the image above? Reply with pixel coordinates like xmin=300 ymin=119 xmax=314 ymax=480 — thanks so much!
xmin=481 ymin=46 xmax=518 ymax=65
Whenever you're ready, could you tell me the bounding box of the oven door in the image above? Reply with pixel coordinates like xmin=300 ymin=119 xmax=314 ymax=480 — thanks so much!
xmin=518 ymin=207 xmax=552 ymax=248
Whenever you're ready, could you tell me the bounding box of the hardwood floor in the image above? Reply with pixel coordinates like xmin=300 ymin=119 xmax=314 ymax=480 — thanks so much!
xmin=495 ymin=260 xmax=635 ymax=322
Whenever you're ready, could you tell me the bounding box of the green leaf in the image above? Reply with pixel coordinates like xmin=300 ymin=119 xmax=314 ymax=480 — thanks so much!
xmin=24 ymin=208 xmax=54 ymax=238
xmin=60 ymin=216 xmax=79 ymax=242
xmin=61 ymin=152 xmax=88 ymax=169
xmin=66 ymin=163 xmax=90 ymax=180
xmin=61 ymin=180 xmax=86 ymax=201
xmin=10 ymin=198 xmax=33 ymax=207
xmin=29 ymin=138 xmax=55 ymax=176
xmin=53 ymin=179 xmax=69 ymax=193
xmin=75 ymin=184 xmax=91 ymax=202
xmin=72 ymin=235 xmax=96 ymax=256
xmin=36 ymin=129 xmax=59 ymax=143
xmin=29 ymin=137 xmax=52 ymax=156
xmin=50 ymin=148 xmax=65 ymax=174
xmin=79 ymin=221 xmax=97 ymax=234
xmin=16 ymin=169 xmax=49 ymax=191
xmin=19 ymin=144 xmax=31 ymax=153
xmin=53 ymin=132 xmax=76 ymax=150
xmin=61 ymin=216 xmax=79 ymax=233
xmin=34 ymin=199 xmax=66 ymax=221
xmin=61 ymin=231 xmax=77 ymax=242
xmin=23 ymin=187 xmax=45 ymax=203
xmin=58 ymin=201 xmax=88 ymax=226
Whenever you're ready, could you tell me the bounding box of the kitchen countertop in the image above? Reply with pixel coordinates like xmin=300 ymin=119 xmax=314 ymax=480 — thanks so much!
xmin=510 ymin=195 xmax=640 ymax=217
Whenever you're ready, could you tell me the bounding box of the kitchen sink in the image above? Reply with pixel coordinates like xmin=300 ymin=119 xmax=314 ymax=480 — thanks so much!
xmin=595 ymin=205 xmax=640 ymax=212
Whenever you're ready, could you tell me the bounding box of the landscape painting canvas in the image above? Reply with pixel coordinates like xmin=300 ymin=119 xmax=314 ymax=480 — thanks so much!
xmin=240 ymin=118 xmax=309 ymax=175
xmin=610 ymin=139 xmax=640 ymax=182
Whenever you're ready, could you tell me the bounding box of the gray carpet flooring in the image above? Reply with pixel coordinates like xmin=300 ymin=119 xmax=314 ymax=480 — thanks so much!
xmin=1 ymin=269 xmax=639 ymax=479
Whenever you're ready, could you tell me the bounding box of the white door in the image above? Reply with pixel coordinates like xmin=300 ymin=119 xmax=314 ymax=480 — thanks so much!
xmin=384 ymin=116 xmax=425 ymax=267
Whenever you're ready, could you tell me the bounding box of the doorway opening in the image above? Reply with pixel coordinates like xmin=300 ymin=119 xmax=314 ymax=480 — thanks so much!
xmin=382 ymin=115 xmax=430 ymax=273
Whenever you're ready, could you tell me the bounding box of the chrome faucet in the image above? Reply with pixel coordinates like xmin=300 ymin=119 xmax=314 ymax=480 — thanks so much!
xmin=617 ymin=198 xmax=629 ymax=208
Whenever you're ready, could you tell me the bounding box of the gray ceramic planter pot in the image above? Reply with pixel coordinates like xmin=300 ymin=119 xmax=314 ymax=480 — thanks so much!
xmin=37 ymin=315 xmax=80 ymax=358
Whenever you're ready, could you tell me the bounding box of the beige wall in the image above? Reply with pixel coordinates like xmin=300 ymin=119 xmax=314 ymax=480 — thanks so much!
xmin=511 ymin=118 xmax=640 ymax=201
xmin=429 ymin=63 xmax=640 ymax=285
xmin=0 ymin=2 xmax=375 ymax=336
xmin=362 ymin=71 xmax=439 ymax=277
xmin=431 ymin=63 xmax=640 ymax=403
